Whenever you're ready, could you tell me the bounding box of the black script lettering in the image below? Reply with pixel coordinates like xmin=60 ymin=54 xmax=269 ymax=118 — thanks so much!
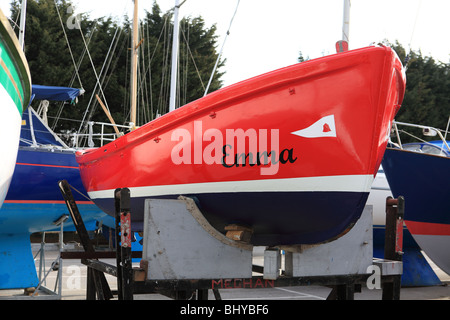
xmin=279 ymin=148 xmax=298 ymax=164
xmin=221 ymin=144 xmax=235 ymax=168
xmin=222 ymin=145 xmax=298 ymax=169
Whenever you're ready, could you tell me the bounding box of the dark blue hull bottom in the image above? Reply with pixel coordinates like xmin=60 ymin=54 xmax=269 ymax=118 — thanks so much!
xmin=382 ymin=148 xmax=450 ymax=225
xmin=94 ymin=191 xmax=370 ymax=246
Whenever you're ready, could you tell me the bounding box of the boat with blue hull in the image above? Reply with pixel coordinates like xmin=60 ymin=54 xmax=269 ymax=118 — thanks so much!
xmin=382 ymin=122 xmax=450 ymax=277
xmin=0 ymin=85 xmax=112 ymax=290
xmin=368 ymin=168 xmax=442 ymax=286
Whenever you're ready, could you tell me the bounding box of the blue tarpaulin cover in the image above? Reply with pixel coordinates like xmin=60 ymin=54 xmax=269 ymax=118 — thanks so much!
xmin=31 ymin=84 xmax=82 ymax=102
xmin=19 ymin=85 xmax=83 ymax=147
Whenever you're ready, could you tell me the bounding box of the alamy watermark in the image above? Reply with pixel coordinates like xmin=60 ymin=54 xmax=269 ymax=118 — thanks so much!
xmin=66 ymin=265 xmax=82 ymax=290
xmin=66 ymin=6 xmax=81 ymax=30
xmin=366 ymin=265 xmax=382 ymax=290
xmin=170 ymin=121 xmax=298 ymax=176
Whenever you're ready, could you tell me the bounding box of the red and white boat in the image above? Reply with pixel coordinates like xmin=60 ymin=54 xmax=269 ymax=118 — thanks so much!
xmin=76 ymin=43 xmax=406 ymax=246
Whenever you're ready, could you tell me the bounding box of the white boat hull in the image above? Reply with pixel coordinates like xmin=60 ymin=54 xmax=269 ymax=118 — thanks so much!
xmin=0 ymin=83 xmax=22 ymax=206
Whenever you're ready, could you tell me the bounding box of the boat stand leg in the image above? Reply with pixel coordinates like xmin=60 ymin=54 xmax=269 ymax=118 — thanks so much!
xmin=115 ymin=188 xmax=134 ymax=300
xmin=86 ymin=268 xmax=96 ymax=300
xmin=336 ymin=284 xmax=355 ymax=300
xmin=197 ymin=289 xmax=209 ymax=300
xmin=59 ymin=180 xmax=114 ymax=300
xmin=327 ymin=284 xmax=356 ymax=300
xmin=212 ymin=288 xmax=222 ymax=300
xmin=382 ymin=196 xmax=404 ymax=300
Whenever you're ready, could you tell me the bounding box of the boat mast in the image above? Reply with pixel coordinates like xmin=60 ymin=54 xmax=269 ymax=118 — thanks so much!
xmin=342 ymin=0 xmax=351 ymax=45
xmin=19 ymin=0 xmax=27 ymax=50
xmin=130 ymin=0 xmax=139 ymax=130
xmin=169 ymin=0 xmax=180 ymax=112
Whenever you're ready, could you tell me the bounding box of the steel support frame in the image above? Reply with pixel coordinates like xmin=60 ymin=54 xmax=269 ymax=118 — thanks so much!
xmin=382 ymin=196 xmax=405 ymax=300
xmin=60 ymin=182 xmax=403 ymax=301
xmin=59 ymin=180 xmax=113 ymax=300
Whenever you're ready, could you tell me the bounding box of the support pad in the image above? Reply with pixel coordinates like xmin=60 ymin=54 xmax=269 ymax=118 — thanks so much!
xmin=263 ymin=248 xmax=281 ymax=280
xmin=142 ymin=197 xmax=253 ymax=280
xmin=373 ymin=258 xmax=403 ymax=276
xmin=285 ymin=206 xmax=373 ymax=277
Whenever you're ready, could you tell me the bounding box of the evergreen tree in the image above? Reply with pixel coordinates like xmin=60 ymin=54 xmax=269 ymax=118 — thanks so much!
xmin=9 ymin=0 xmax=225 ymax=145
xmin=298 ymin=42 xmax=450 ymax=137
xmin=391 ymin=41 xmax=450 ymax=134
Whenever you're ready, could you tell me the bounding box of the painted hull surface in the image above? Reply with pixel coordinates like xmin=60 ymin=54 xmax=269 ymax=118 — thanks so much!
xmin=3 ymin=147 xmax=110 ymax=234
xmin=0 ymin=9 xmax=32 ymax=206
xmin=0 ymin=147 xmax=111 ymax=289
xmin=368 ymin=168 xmax=442 ymax=286
xmin=382 ymin=148 xmax=450 ymax=275
xmin=77 ymin=46 xmax=406 ymax=246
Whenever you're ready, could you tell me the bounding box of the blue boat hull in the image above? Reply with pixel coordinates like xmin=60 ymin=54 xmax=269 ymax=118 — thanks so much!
xmin=373 ymin=226 xmax=442 ymax=286
xmin=94 ymin=190 xmax=370 ymax=246
xmin=0 ymin=233 xmax=37 ymax=290
xmin=0 ymin=148 xmax=112 ymax=290
xmin=382 ymin=147 xmax=450 ymax=276
xmin=382 ymin=148 xmax=450 ymax=225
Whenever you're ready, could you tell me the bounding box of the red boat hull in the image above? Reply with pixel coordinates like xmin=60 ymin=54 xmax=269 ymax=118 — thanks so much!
xmin=77 ymin=46 xmax=405 ymax=245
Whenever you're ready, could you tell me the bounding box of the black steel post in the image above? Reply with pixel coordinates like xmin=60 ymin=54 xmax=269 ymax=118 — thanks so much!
xmin=58 ymin=180 xmax=113 ymax=300
xmin=197 ymin=289 xmax=209 ymax=300
xmin=383 ymin=196 xmax=405 ymax=300
xmin=59 ymin=180 xmax=94 ymax=253
xmin=114 ymin=189 xmax=123 ymax=300
xmin=115 ymin=188 xmax=134 ymax=300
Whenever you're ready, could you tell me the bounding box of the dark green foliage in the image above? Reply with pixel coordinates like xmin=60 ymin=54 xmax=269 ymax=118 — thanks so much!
xmin=391 ymin=41 xmax=450 ymax=132
xmin=9 ymin=0 xmax=225 ymax=138
xmin=298 ymin=42 xmax=450 ymax=135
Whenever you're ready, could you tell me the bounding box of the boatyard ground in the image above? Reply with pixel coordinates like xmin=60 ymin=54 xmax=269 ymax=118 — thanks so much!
xmin=0 ymin=245 xmax=448 ymax=301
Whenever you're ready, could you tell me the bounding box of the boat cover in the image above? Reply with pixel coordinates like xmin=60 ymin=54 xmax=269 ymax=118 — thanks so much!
xmin=20 ymin=85 xmax=83 ymax=147
xmin=31 ymin=84 xmax=83 ymax=103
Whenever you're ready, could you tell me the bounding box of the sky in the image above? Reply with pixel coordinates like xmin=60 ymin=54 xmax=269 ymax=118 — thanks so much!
xmin=2 ymin=0 xmax=450 ymax=87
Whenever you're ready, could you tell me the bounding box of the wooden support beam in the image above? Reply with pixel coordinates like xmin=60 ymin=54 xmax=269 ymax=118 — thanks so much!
xmin=224 ymin=224 xmax=253 ymax=242
xmin=96 ymin=94 xmax=121 ymax=137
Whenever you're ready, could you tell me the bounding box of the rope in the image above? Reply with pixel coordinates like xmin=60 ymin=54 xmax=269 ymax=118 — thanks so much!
xmin=52 ymin=28 xmax=95 ymax=131
xmin=77 ymin=23 xmax=109 ymax=120
xmin=78 ymin=25 xmax=124 ymax=131
xmin=8 ymin=4 xmax=22 ymax=32
xmin=180 ymin=26 xmax=205 ymax=92
xmin=68 ymin=182 xmax=93 ymax=202
xmin=404 ymin=0 xmax=423 ymax=70
xmin=204 ymin=0 xmax=240 ymax=96
xmin=54 ymin=1 xmax=84 ymax=89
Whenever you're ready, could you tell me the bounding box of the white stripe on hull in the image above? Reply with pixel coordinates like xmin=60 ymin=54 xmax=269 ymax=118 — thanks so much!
xmin=0 ymin=83 xmax=22 ymax=206
xmin=88 ymin=174 xmax=374 ymax=200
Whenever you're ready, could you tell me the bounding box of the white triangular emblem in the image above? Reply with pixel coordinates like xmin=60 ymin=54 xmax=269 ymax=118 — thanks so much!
xmin=291 ymin=115 xmax=337 ymax=138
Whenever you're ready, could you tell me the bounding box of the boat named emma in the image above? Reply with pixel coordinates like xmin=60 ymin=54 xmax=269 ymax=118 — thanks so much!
xmin=77 ymin=44 xmax=406 ymax=246
xmin=0 ymin=9 xmax=31 ymax=206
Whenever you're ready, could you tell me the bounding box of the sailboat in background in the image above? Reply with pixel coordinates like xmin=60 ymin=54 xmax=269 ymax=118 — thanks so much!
xmin=382 ymin=122 xmax=450 ymax=276
xmin=76 ymin=0 xmax=406 ymax=246
xmin=368 ymin=166 xmax=443 ymax=286
xmin=0 ymin=1 xmax=112 ymax=290
xmin=0 ymin=7 xmax=31 ymax=207
xmin=0 ymin=84 xmax=114 ymax=290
